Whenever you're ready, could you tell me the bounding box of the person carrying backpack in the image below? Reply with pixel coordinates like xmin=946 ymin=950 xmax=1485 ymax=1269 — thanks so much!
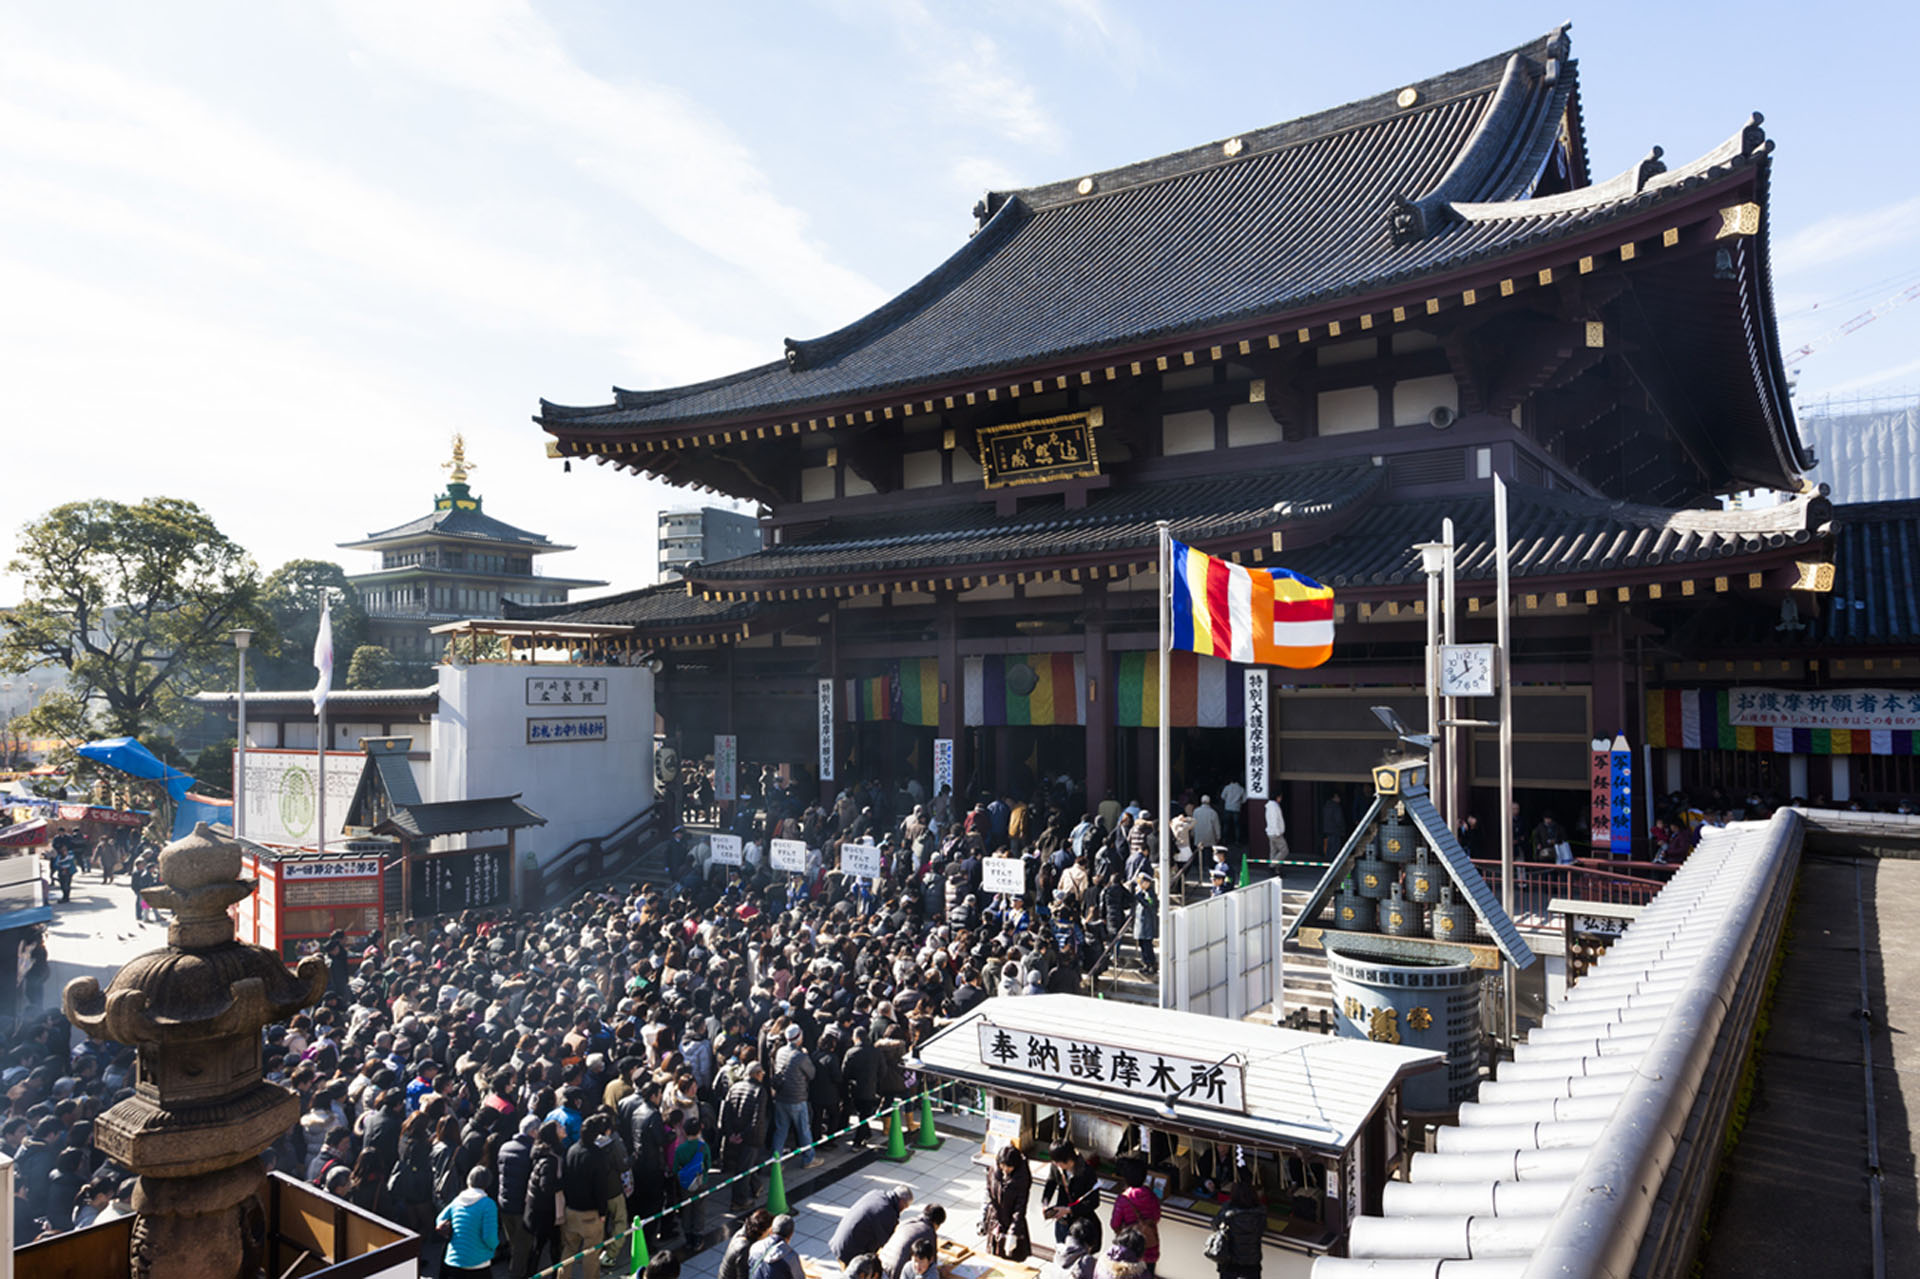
xmin=672 ymin=1114 xmax=714 ymax=1251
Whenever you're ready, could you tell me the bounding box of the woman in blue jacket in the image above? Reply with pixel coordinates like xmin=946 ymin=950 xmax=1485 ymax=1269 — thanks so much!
xmin=436 ymin=1166 xmax=501 ymax=1279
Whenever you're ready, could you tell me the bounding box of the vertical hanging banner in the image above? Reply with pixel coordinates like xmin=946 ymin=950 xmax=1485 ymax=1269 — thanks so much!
xmin=1608 ymin=734 xmax=1633 ymax=855
xmin=817 ymin=679 xmax=835 ymax=782
xmin=1589 ymin=740 xmax=1613 ymax=850
xmin=933 ymin=738 xmax=954 ymax=798
xmin=713 ymin=735 xmax=737 ymax=803
xmin=1245 ymin=669 xmax=1270 ymax=800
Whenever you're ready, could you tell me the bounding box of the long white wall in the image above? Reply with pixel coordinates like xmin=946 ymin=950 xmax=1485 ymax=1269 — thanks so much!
xmin=430 ymin=663 xmax=654 ymax=869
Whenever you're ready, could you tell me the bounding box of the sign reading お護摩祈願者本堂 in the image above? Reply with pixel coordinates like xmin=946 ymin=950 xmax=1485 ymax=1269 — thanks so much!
xmin=973 ymin=1021 xmax=1246 ymax=1112
xmin=1727 ymin=687 xmax=1920 ymax=733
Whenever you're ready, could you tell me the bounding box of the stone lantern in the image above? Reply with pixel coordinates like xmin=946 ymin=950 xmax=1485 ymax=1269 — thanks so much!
xmin=64 ymin=822 xmax=327 ymax=1279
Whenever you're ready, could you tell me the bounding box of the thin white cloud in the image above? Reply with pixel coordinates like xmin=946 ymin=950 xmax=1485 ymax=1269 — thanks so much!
xmin=1813 ymin=354 xmax=1920 ymax=397
xmin=1776 ymin=193 xmax=1920 ymax=274
xmin=329 ymin=0 xmax=884 ymax=329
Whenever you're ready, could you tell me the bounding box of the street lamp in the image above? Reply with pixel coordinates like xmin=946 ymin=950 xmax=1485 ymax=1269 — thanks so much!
xmin=1413 ymin=542 xmax=1452 ymax=809
xmin=232 ymin=629 xmax=253 ymax=839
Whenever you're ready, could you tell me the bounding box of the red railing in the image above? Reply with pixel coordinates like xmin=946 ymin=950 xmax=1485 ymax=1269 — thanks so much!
xmin=1467 ymin=858 xmax=1665 ymax=921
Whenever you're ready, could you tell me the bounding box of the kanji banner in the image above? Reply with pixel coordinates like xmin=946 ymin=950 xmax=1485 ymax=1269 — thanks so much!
xmin=1649 ymin=689 xmax=1920 ymax=756
xmin=1245 ymin=669 xmax=1270 ymax=801
xmin=974 ymin=1021 xmax=1246 ymax=1112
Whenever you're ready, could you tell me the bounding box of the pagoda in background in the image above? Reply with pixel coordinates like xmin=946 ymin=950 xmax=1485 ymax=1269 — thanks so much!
xmin=341 ymin=436 xmax=605 ymax=671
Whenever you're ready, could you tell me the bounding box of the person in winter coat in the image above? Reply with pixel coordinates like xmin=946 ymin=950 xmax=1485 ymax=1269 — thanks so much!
xmin=831 ymin=1184 xmax=914 ymax=1265
xmin=770 ymin=1026 xmax=820 ymax=1166
xmin=1130 ymin=875 xmax=1159 ymax=972
xmin=1040 ymin=1217 xmax=1101 ymax=1279
xmin=1094 ymin=1230 xmax=1150 ymax=1279
xmin=880 ymin=1204 xmax=947 ymax=1279
xmin=810 ymin=1031 xmax=847 ymax=1151
xmin=1041 ymin=1142 xmax=1101 ymax=1247
xmin=436 ymin=1167 xmax=501 ymax=1279
xmin=1211 ymin=1181 xmax=1266 ymax=1279
xmin=719 ymin=1208 xmax=774 ymax=1279
xmin=496 ymin=1115 xmax=537 ymax=1278
xmin=524 ymin=1121 xmax=566 ymax=1275
xmin=386 ymin=1113 xmax=436 ymax=1243
xmin=718 ymin=1062 xmax=771 ymax=1209
xmin=1108 ymin=1160 xmax=1161 ymax=1273
xmin=979 ymin=1143 xmax=1032 ymax=1261
xmin=622 ymin=1078 xmax=668 ymax=1220
xmin=842 ymin=1029 xmax=882 ymax=1146
xmin=750 ymin=1213 xmax=807 ymax=1279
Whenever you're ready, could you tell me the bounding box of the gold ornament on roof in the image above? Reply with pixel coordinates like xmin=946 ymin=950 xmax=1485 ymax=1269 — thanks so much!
xmin=444 ymin=433 xmax=477 ymax=483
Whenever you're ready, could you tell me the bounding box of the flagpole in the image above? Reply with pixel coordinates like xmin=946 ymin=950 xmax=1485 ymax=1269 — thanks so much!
xmin=1155 ymin=520 xmax=1172 ymax=1011
xmin=316 ymin=701 xmax=327 ymax=856
xmin=1494 ymin=476 xmax=1515 ymax=1048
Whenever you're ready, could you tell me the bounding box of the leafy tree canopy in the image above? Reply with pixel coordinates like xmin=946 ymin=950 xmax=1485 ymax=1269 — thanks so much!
xmin=1 ymin=498 xmax=267 ymax=738
xmin=253 ymin=559 xmax=366 ymax=691
xmin=345 ymin=644 xmax=402 ymax=690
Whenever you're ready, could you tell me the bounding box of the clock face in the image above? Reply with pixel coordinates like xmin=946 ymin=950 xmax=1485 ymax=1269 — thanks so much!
xmin=1438 ymin=644 xmax=1496 ymax=697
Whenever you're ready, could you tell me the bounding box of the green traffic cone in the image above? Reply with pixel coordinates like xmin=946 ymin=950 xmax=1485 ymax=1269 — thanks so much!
xmin=882 ymin=1103 xmax=911 ymax=1161
xmin=630 ymin=1221 xmax=651 ymax=1274
xmin=916 ymin=1091 xmax=943 ymax=1150
xmin=1238 ymin=851 xmax=1253 ymax=888
xmin=767 ymin=1154 xmax=790 ymax=1215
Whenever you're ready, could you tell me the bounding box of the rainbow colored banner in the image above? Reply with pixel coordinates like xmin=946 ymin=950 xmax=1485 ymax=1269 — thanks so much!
xmin=1112 ymin=651 xmax=1249 ymax=729
xmin=963 ymin=654 xmax=1086 ymax=727
xmin=844 ymin=659 xmax=939 ymax=727
xmin=1646 ymin=689 xmax=1920 ymax=756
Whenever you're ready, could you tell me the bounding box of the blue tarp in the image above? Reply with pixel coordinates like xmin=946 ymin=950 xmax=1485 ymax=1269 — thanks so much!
xmin=75 ymin=737 xmax=210 ymax=839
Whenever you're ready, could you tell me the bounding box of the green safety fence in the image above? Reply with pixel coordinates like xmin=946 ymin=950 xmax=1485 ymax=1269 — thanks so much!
xmin=527 ymin=1081 xmax=986 ymax=1279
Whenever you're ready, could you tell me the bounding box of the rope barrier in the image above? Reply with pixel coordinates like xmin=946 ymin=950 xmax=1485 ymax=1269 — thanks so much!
xmin=524 ymin=1081 xmax=984 ymax=1278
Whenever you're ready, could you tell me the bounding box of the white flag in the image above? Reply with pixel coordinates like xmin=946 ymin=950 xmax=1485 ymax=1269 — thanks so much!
xmin=312 ymin=598 xmax=334 ymax=716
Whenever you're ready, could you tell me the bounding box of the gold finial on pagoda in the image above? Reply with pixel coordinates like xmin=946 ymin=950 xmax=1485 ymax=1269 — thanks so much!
xmin=444 ymin=433 xmax=476 ymax=484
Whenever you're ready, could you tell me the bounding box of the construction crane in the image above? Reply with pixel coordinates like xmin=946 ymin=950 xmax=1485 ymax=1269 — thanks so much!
xmin=1783 ymin=279 xmax=1920 ymax=368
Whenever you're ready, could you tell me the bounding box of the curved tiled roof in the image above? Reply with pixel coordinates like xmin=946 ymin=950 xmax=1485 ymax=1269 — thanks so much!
xmin=1286 ymin=486 xmax=1830 ymax=588
xmin=502 ymin=583 xmax=759 ymax=631
xmin=540 ymin=30 xmax=1587 ymax=432
xmin=1821 ymin=499 xmax=1920 ymax=645
xmin=347 ymin=503 xmax=563 ymax=550
xmin=687 ymin=463 xmax=1384 ymax=587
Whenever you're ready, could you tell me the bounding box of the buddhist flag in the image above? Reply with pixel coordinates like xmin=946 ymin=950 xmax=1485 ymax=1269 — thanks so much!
xmin=1169 ymin=539 xmax=1334 ymax=669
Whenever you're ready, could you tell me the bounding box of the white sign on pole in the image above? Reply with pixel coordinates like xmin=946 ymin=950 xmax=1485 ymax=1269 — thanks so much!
xmin=933 ymin=737 xmax=954 ymax=798
xmin=840 ymin=841 xmax=882 ymax=879
xmin=817 ymin=680 xmax=835 ymax=782
xmin=769 ymin=838 xmax=809 ymax=874
xmin=981 ymin=856 xmax=1026 ymax=896
xmin=708 ymin=833 xmax=743 ymax=866
xmin=713 ymin=735 xmax=737 ymax=803
xmin=242 ymin=749 xmax=359 ymax=849
xmin=1245 ymin=669 xmax=1270 ymax=801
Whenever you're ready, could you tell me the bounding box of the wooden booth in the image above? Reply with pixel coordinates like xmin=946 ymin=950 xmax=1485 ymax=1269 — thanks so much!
xmin=913 ymin=994 xmax=1440 ymax=1268
xmin=233 ymin=839 xmax=388 ymax=960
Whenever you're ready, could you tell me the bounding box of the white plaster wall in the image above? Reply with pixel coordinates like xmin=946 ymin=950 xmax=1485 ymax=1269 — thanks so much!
xmin=432 ymin=663 xmax=654 ymax=869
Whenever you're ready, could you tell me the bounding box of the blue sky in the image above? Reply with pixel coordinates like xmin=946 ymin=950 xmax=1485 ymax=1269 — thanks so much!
xmin=2 ymin=1 xmax=1914 ymax=603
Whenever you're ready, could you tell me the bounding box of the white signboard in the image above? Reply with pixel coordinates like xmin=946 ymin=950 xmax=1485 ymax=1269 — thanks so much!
xmin=974 ymin=1021 xmax=1246 ymax=1112
xmin=282 ymin=858 xmax=383 ymax=880
xmin=981 ymin=856 xmax=1026 ymax=896
xmin=817 ymin=679 xmax=835 ymax=782
xmin=1244 ymin=669 xmax=1270 ymax=801
xmin=1727 ymin=686 xmax=1920 ymax=732
xmin=526 ymin=676 xmax=607 ymax=706
xmin=769 ymin=838 xmax=809 ymax=874
xmin=713 ymin=735 xmax=737 ymax=803
xmin=1573 ymin=913 xmax=1630 ymax=937
xmin=839 ymin=841 xmax=882 ymax=879
xmin=708 ymin=833 xmax=743 ymax=867
xmin=241 ymin=750 xmax=359 ymax=849
xmin=933 ymin=737 xmax=954 ymax=798
xmin=527 ymin=716 xmax=607 ymax=744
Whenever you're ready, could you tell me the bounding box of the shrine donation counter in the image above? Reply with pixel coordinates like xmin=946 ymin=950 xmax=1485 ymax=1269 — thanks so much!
xmin=912 ymin=994 xmax=1440 ymax=1271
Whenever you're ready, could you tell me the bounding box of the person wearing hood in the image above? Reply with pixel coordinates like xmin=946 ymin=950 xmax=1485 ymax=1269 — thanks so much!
xmin=435 ymin=1166 xmax=501 ymax=1279
xmin=1094 ymin=1229 xmax=1150 ymax=1279
xmin=1041 ymin=1217 xmax=1101 ymax=1279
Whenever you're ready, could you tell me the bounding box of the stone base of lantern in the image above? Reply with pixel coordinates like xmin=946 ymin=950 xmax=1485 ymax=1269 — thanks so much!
xmin=130 ymin=1157 xmax=269 ymax=1279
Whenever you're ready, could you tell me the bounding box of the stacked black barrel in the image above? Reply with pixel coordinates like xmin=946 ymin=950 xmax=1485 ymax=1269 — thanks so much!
xmin=1331 ymin=807 xmax=1476 ymax=942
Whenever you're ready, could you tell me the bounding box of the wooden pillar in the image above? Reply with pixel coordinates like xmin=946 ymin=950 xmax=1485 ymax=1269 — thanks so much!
xmin=506 ymin=827 xmax=518 ymax=911
xmin=1591 ymin=612 xmax=1628 ymax=736
xmin=399 ymin=836 xmax=413 ymax=922
xmin=1083 ymin=584 xmax=1111 ymax=808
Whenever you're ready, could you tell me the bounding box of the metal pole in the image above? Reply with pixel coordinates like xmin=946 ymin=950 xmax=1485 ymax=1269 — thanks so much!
xmin=1425 ymin=563 xmax=1441 ymax=802
xmin=1156 ymin=520 xmax=1173 ymax=1011
xmin=235 ymin=645 xmax=248 ymax=840
xmin=1441 ymin=518 xmax=1457 ymax=834
xmin=316 ymin=703 xmax=327 ymax=856
xmin=1494 ymin=476 xmax=1516 ymax=1047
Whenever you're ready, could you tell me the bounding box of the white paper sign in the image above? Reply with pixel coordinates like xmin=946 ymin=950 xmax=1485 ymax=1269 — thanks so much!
xmin=708 ymin=833 xmax=743 ymax=866
xmin=769 ymin=838 xmax=809 ymax=874
xmin=817 ymin=680 xmax=835 ymax=782
xmin=713 ymin=735 xmax=737 ymax=802
xmin=840 ymin=841 xmax=882 ymax=879
xmin=1245 ymin=669 xmax=1270 ymax=801
xmin=981 ymin=856 xmax=1026 ymax=896
xmin=933 ymin=737 xmax=954 ymax=798
xmin=282 ymin=858 xmax=383 ymax=880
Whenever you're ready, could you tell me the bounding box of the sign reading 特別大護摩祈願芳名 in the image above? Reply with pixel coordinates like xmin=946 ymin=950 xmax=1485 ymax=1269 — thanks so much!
xmin=974 ymin=1022 xmax=1246 ymax=1112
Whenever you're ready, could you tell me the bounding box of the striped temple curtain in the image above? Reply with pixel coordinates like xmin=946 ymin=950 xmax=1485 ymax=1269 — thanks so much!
xmin=1111 ymin=651 xmax=1248 ymax=728
xmin=844 ymin=659 xmax=940 ymax=727
xmin=962 ymin=654 xmax=1087 ymax=726
xmin=1646 ymin=688 xmax=1920 ymax=756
